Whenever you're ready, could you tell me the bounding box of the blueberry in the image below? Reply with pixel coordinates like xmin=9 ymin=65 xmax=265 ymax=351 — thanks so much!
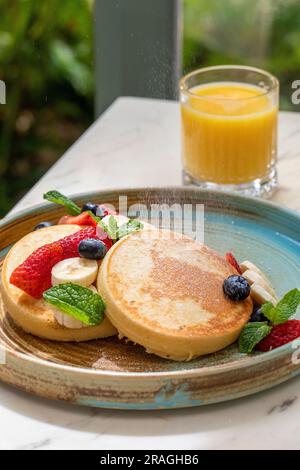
xmin=33 ymin=221 xmax=53 ymax=231
xmin=250 ymin=307 xmax=268 ymax=322
xmin=78 ymin=238 xmax=108 ymax=260
xmin=223 ymin=275 xmax=250 ymax=301
xmin=81 ymin=202 xmax=99 ymax=216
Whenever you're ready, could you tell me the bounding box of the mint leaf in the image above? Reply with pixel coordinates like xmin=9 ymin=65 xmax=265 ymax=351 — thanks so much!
xmin=98 ymin=215 xmax=118 ymax=241
xmin=273 ymin=288 xmax=300 ymax=325
xmin=261 ymin=301 xmax=276 ymax=323
xmin=98 ymin=216 xmax=143 ymax=241
xmin=239 ymin=322 xmax=272 ymax=353
xmin=43 ymin=283 xmax=105 ymax=326
xmin=108 ymin=215 xmax=118 ymax=240
xmin=261 ymin=289 xmax=300 ymax=325
xmin=43 ymin=190 xmax=81 ymax=216
xmin=118 ymin=219 xmax=144 ymax=239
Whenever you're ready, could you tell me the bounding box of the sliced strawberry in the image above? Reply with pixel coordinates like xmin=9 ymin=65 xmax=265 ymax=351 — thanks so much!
xmin=226 ymin=252 xmax=242 ymax=274
xmin=60 ymin=226 xmax=113 ymax=255
xmin=257 ymin=320 xmax=300 ymax=351
xmin=59 ymin=211 xmax=98 ymax=227
xmin=10 ymin=242 xmax=64 ymax=299
xmin=59 ymin=227 xmax=98 ymax=257
xmin=10 ymin=227 xmax=113 ymax=298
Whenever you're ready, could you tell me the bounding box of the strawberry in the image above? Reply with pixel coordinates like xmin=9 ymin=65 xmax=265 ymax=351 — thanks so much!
xmin=59 ymin=227 xmax=99 ymax=257
xmin=226 ymin=252 xmax=242 ymax=274
xmin=59 ymin=212 xmax=97 ymax=227
xmin=10 ymin=242 xmax=64 ymax=299
xmin=10 ymin=227 xmax=113 ymax=298
xmin=257 ymin=320 xmax=300 ymax=351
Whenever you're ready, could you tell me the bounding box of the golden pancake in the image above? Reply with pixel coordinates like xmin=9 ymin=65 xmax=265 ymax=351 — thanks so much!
xmin=1 ymin=225 xmax=117 ymax=341
xmin=98 ymin=229 xmax=252 ymax=360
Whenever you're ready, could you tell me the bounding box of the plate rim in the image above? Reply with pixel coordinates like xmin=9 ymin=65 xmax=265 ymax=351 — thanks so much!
xmin=1 ymin=186 xmax=299 ymax=380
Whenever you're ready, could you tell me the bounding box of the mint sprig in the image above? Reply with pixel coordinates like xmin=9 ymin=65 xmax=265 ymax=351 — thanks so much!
xmin=99 ymin=216 xmax=143 ymax=241
xmin=98 ymin=216 xmax=118 ymax=241
xmin=118 ymin=219 xmax=144 ymax=238
xmin=239 ymin=322 xmax=272 ymax=353
xmin=43 ymin=190 xmax=81 ymax=216
xmin=43 ymin=283 xmax=105 ymax=326
xmin=261 ymin=288 xmax=300 ymax=325
xmin=108 ymin=215 xmax=118 ymax=240
xmin=239 ymin=288 xmax=300 ymax=353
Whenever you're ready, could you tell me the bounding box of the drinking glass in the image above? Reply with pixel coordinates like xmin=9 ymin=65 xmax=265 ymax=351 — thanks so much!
xmin=180 ymin=65 xmax=279 ymax=197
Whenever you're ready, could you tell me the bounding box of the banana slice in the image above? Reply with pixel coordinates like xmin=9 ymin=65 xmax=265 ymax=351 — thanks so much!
xmin=51 ymin=258 xmax=98 ymax=287
xmin=240 ymin=260 xmax=278 ymax=305
xmin=242 ymin=269 xmax=277 ymax=297
xmin=240 ymin=260 xmax=267 ymax=280
xmin=58 ymin=311 xmax=85 ymax=329
xmin=53 ymin=285 xmax=98 ymax=329
xmin=251 ymin=282 xmax=277 ymax=305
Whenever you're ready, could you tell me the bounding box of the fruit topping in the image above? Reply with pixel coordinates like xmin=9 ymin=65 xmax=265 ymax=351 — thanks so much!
xmin=257 ymin=320 xmax=300 ymax=352
xmin=225 ymin=252 xmax=242 ymax=274
xmin=78 ymin=238 xmax=108 ymax=260
xmin=60 ymin=211 xmax=98 ymax=228
xmin=240 ymin=260 xmax=266 ymax=277
xmin=223 ymin=275 xmax=250 ymax=301
xmin=249 ymin=307 xmax=268 ymax=323
xmin=250 ymin=282 xmax=277 ymax=305
xmin=58 ymin=227 xmax=100 ymax=257
xmin=10 ymin=242 xmax=64 ymax=299
xmin=33 ymin=221 xmax=53 ymax=231
xmin=51 ymin=258 xmax=98 ymax=287
xmin=81 ymin=202 xmax=99 ymax=216
xmin=239 ymin=260 xmax=277 ymax=305
xmin=10 ymin=227 xmax=111 ymax=298
xmin=239 ymin=288 xmax=300 ymax=353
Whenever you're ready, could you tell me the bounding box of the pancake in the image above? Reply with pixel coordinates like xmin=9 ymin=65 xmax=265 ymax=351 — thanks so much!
xmin=98 ymin=229 xmax=252 ymax=360
xmin=1 ymin=225 xmax=117 ymax=341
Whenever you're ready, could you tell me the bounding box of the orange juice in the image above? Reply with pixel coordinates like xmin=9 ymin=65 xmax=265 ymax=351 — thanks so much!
xmin=181 ymin=82 xmax=278 ymax=184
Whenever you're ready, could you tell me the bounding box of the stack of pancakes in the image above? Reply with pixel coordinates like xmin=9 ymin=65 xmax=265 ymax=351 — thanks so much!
xmin=1 ymin=226 xmax=252 ymax=361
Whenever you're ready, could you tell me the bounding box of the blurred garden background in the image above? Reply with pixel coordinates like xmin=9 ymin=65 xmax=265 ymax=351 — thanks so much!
xmin=1 ymin=0 xmax=300 ymax=215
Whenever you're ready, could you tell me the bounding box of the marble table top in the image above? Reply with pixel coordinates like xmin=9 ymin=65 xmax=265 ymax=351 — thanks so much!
xmin=2 ymin=97 xmax=300 ymax=450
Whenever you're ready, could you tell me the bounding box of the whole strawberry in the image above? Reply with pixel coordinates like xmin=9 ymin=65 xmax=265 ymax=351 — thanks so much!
xmin=257 ymin=320 xmax=300 ymax=351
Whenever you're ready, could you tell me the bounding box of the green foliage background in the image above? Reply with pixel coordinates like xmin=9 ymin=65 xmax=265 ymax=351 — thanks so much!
xmin=1 ymin=0 xmax=300 ymax=215
xmin=0 ymin=0 xmax=94 ymax=215
xmin=183 ymin=0 xmax=300 ymax=110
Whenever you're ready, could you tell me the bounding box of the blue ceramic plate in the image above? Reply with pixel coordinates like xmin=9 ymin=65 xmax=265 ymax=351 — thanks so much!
xmin=0 ymin=187 xmax=299 ymax=409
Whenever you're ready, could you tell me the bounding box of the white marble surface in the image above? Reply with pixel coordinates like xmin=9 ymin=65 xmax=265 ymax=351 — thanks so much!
xmin=2 ymin=97 xmax=300 ymax=450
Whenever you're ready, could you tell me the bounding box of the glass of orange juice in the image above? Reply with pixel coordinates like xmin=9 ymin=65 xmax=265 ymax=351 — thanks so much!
xmin=180 ymin=66 xmax=279 ymax=197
